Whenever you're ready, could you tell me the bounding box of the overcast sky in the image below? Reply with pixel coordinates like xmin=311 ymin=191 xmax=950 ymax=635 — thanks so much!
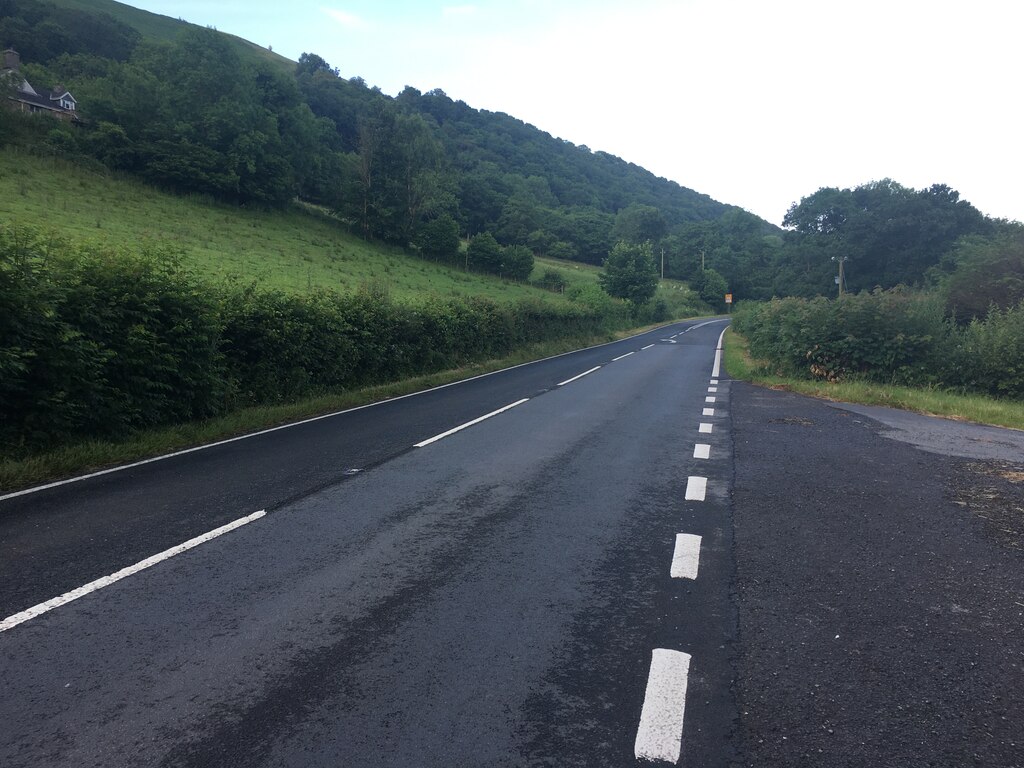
xmin=123 ymin=0 xmax=1021 ymax=225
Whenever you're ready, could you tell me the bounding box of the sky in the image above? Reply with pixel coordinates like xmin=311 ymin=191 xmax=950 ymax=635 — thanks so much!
xmin=123 ymin=0 xmax=1022 ymax=225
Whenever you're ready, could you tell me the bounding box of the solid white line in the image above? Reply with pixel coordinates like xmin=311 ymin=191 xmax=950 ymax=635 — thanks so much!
xmin=699 ymin=422 xmax=713 ymax=434
xmin=641 ymin=344 xmax=655 ymax=350
xmin=685 ymin=476 xmax=708 ymax=501
xmin=414 ymin=399 xmax=529 ymax=448
xmin=0 ymin=509 xmax=267 ymax=633
xmin=694 ymin=443 xmax=710 ymax=459
xmin=634 ymin=648 xmax=692 ymax=763
xmin=612 ymin=351 xmax=635 ymax=362
xmin=702 ymin=408 xmax=715 ymax=416
xmin=708 ymin=387 xmax=718 ymax=393
xmin=557 ymin=366 xmax=601 ymax=386
xmin=671 ymin=533 xmax=702 ymax=579
xmin=712 ymin=327 xmax=727 ymax=378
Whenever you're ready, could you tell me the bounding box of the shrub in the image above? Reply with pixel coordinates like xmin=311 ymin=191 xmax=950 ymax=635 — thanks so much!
xmin=0 ymin=223 xmax=626 ymax=454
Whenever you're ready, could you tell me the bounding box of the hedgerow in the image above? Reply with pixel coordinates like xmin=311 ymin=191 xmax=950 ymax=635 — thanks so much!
xmin=732 ymin=290 xmax=1024 ymax=398
xmin=0 ymin=224 xmax=618 ymax=454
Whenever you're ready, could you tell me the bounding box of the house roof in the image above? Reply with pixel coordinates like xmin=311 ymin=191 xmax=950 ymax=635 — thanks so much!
xmin=3 ymin=66 xmax=79 ymax=116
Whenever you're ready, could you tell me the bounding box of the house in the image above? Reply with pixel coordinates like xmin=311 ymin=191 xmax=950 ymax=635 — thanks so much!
xmin=2 ymin=48 xmax=80 ymax=122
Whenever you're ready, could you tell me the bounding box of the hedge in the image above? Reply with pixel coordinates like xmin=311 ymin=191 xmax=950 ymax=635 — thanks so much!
xmin=0 ymin=224 xmax=618 ymax=454
xmin=732 ymin=290 xmax=1024 ymax=398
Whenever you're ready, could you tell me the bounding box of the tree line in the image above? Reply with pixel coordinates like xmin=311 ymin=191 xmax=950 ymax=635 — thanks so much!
xmin=3 ymin=0 xmax=1020 ymax=311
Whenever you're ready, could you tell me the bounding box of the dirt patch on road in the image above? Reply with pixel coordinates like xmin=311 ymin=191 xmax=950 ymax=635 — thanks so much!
xmin=951 ymin=461 xmax=1024 ymax=552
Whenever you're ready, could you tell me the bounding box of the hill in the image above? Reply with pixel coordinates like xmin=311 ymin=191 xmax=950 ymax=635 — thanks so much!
xmin=1 ymin=0 xmax=779 ymax=296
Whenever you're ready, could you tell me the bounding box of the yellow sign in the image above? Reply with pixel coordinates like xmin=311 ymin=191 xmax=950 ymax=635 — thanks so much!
xmin=725 ymin=293 xmax=733 ymax=304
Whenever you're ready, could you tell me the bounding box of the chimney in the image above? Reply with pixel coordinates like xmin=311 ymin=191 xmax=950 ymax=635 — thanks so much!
xmin=3 ymin=49 xmax=19 ymax=71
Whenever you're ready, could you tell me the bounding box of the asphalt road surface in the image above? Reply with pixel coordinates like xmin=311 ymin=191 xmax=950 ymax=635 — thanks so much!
xmin=3 ymin=319 xmax=1023 ymax=767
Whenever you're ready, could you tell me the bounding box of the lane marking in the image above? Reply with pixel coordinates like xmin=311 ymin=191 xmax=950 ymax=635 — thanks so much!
xmin=705 ymin=396 xmax=716 ymax=403
xmin=710 ymin=379 xmax=719 ymax=385
xmin=671 ymin=533 xmax=702 ymax=579
xmin=0 ymin=509 xmax=267 ymax=633
xmin=414 ymin=399 xmax=529 ymax=448
xmin=635 ymin=648 xmax=692 ymax=763
xmin=641 ymin=344 xmax=655 ymax=350
xmin=694 ymin=443 xmax=710 ymax=459
xmin=699 ymin=422 xmax=713 ymax=434
xmin=557 ymin=366 xmax=601 ymax=387
xmin=685 ymin=476 xmax=708 ymax=501
xmin=0 ymin=321 xmax=703 ymax=503
xmin=712 ymin=327 xmax=727 ymax=378
xmin=708 ymin=387 xmax=718 ymax=393
xmin=703 ymin=408 xmax=715 ymax=416
xmin=612 ymin=351 xmax=635 ymax=362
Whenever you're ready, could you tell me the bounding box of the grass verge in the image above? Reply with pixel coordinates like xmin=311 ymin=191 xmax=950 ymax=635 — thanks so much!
xmin=1 ymin=328 xmax=663 ymax=494
xmin=724 ymin=327 xmax=1024 ymax=431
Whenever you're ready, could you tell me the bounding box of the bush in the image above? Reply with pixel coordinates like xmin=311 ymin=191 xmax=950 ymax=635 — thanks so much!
xmin=0 ymin=223 xmax=624 ymax=454
xmin=734 ymin=290 xmax=952 ymax=384
xmin=733 ymin=289 xmax=1024 ymax=398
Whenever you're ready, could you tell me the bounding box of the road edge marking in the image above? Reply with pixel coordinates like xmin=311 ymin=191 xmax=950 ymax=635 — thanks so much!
xmin=634 ymin=648 xmax=692 ymax=763
xmin=685 ymin=476 xmax=708 ymax=501
xmin=712 ymin=326 xmax=727 ymax=378
xmin=670 ymin=533 xmax=702 ymax=579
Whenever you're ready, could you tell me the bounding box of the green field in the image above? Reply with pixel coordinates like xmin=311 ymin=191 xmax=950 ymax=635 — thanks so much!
xmin=0 ymin=148 xmax=699 ymax=309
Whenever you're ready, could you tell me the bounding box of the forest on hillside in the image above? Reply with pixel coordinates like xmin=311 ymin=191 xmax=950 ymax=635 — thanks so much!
xmin=2 ymin=0 xmax=1021 ymax=310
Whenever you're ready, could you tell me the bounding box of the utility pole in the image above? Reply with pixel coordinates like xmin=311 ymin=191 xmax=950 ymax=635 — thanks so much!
xmin=701 ymin=249 xmax=705 ymax=271
xmin=832 ymin=255 xmax=847 ymax=297
xmin=661 ymin=247 xmax=665 ymax=279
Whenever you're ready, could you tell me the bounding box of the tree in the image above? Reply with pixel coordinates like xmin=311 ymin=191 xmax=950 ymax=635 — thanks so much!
xmin=501 ymin=244 xmax=534 ymax=281
xmin=599 ymin=241 xmax=658 ymax=305
xmin=611 ymin=204 xmax=667 ymax=245
xmin=414 ymin=214 xmax=460 ymax=262
xmin=943 ymin=228 xmax=1024 ymax=321
xmin=467 ymin=232 xmax=502 ymax=274
xmin=695 ymin=268 xmax=729 ymax=311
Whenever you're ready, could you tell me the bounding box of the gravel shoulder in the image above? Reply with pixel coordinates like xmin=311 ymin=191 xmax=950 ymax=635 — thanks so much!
xmin=731 ymin=382 xmax=1024 ymax=767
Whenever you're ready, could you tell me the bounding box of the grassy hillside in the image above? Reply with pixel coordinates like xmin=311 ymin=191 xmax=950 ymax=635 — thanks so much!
xmin=45 ymin=0 xmax=294 ymax=72
xmin=0 ymin=149 xmax=541 ymax=301
xmin=0 ymin=148 xmax=699 ymax=311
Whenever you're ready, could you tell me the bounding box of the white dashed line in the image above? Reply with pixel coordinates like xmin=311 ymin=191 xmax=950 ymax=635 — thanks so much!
xmin=557 ymin=366 xmax=601 ymax=387
xmin=670 ymin=533 xmax=702 ymax=579
xmin=0 ymin=509 xmax=267 ymax=633
xmin=699 ymin=422 xmax=713 ymax=434
xmin=641 ymin=344 xmax=655 ymax=350
xmin=685 ymin=476 xmax=707 ymax=501
xmin=703 ymin=408 xmax=714 ymax=416
xmin=414 ymin=399 xmax=529 ymax=447
xmin=612 ymin=352 xmax=635 ymax=362
xmin=705 ymin=396 xmax=716 ymax=403
xmin=708 ymin=387 xmax=718 ymax=393
xmin=694 ymin=443 xmax=710 ymax=459
xmin=634 ymin=649 xmax=692 ymax=763
xmin=710 ymin=379 xmax=719 ymax=385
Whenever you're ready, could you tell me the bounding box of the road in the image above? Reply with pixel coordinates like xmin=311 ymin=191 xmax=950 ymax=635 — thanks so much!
xmin=4 ymin=318 xmax=1023 ymax=767
xmin=1 ymin=318 xmax=736 ymax=767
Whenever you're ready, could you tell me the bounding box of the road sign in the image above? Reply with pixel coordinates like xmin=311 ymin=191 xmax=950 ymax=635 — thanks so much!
xmin=725 ymin=294 xmax=733 ymax=304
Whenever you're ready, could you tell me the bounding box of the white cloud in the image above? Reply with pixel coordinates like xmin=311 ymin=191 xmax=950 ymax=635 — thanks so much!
xmin=320 ymin=7 xmax=367 ymax=29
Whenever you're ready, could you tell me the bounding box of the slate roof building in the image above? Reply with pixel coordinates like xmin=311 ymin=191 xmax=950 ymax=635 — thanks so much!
xmin=2 ymin=48 xmax=80 ymax=122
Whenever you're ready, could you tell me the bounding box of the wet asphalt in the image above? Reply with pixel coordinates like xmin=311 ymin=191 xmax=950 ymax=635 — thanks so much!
xmin=3 ymin=323 xmax=1023 ymax=767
